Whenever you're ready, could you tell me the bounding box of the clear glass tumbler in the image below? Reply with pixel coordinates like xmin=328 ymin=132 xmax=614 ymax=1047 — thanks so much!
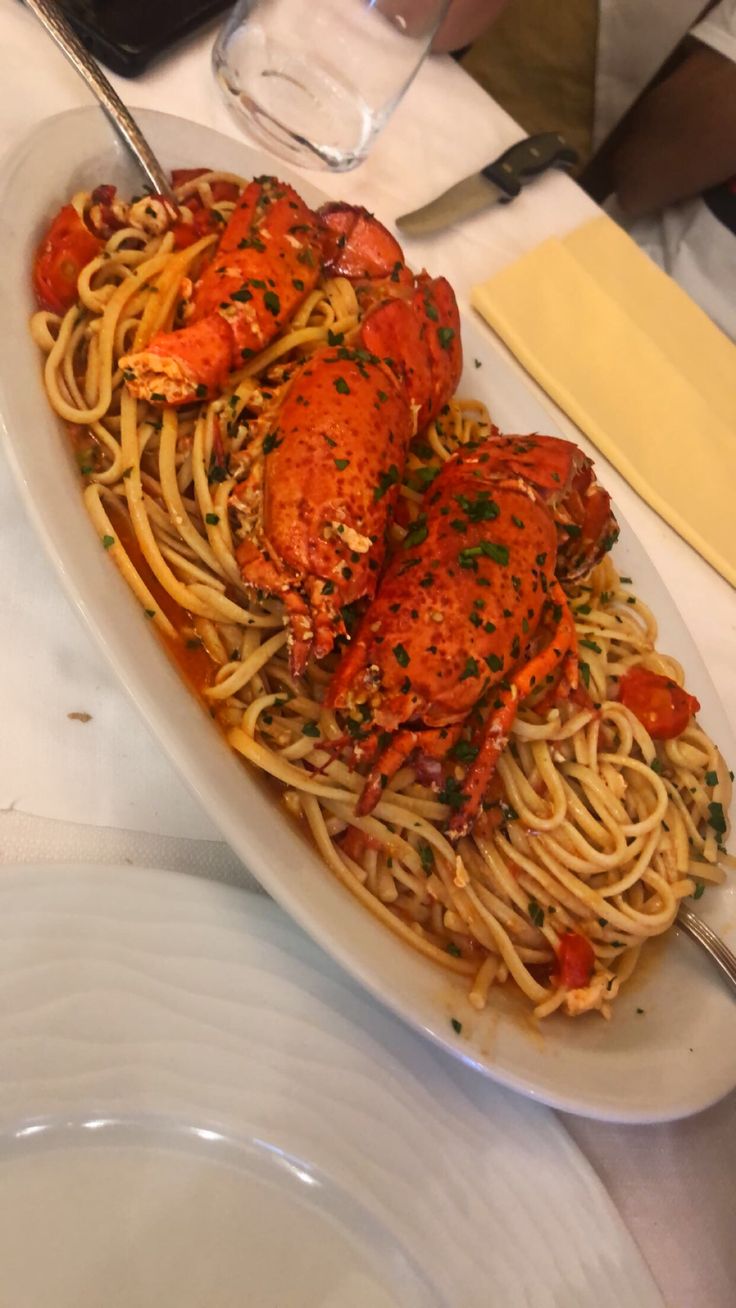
xmin=212 ymin=0 xmax=450 ymax=171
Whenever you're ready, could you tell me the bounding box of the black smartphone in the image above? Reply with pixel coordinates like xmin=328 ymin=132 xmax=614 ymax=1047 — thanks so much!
xmin=55 ymin=0 xmax=232 ymax=77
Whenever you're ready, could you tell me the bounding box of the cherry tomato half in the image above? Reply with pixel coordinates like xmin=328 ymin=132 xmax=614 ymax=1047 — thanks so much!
xmin=618 ymin=665 xmax=700 ymax=740
xmin=557 ymin=932 xmax=595 ymax=990
xmin=32 ymin=204 xmax=103 ymax=314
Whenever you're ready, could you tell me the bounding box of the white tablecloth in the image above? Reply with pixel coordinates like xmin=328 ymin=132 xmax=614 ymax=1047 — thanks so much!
xmin=1 ymin=4 xmax=734 ymax=1304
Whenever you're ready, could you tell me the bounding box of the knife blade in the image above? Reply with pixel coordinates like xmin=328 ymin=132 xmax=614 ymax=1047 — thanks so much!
xmin=396 ymin=132 xmax=578 ymax=238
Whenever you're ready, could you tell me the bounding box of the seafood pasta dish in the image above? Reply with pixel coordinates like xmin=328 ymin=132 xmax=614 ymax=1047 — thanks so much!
xmin=30 ymin=170 xmax=733 ymax=1022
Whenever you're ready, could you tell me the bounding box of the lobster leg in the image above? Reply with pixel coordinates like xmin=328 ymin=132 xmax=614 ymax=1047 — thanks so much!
xmin=447 ymin=582 xmax=578 ymax=839
xmin=358 ymin=723 xmax=464 ymax=815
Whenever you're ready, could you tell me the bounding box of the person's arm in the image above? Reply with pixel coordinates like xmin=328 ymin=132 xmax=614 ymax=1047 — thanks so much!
xmin=431 ymin=0 xmax=510 ymax=54
xmin=599 ymin=40 xmax=736 ymax=218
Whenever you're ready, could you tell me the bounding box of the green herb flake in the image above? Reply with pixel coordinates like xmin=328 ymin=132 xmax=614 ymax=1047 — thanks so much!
xmin=449 ymin=738 xmax=479 ymax=764
xmin=302 ymin=720 xmax=320 ymax=738
xmin=262 ymin=430 xmax=282 ymax=455
xmin=437 ymin=326 xmax=455 ymax=351
xmin=528 ymin=900 xmax=545 ymax=929
xmin=334 ymin=457 xmax=349 ymax=471
xmin=101 ymin=534 xmax=115 ymax=550
xmin=205 ymin=512 xmax=219 ymax=525
xmin=692 ymin=881 xmax=705 ymax=900
xmin=393 ymin=643 xmax=410 ymax=668
xmin=333 ymin=376 xmax=350 ymax=395
xmin=263 ymin=289 xmax=281 ymax=316
xmin=450 ymin=1017 xmax=462 ymax=1035
xmin=708 ymin=801 xmax=727 ymax=835
xmin=447 ymin=942 xmax=462 ymax=957
xmin=403 ymin=517 xmax=428 ymax=549
xmin=419 ymin=841 xmax=435 ymax=874
xmin=459 ymin=657 xmax=480 ymax=681
xmin=579 ymin=637 xmax=602 ymax=654
xmin=292 ymin=278 xmax=305 ymax=291
xmin=705 ymin=770 xmax=719 ymax=787
xmin=374 ymin=464 xmax=400 ymax=501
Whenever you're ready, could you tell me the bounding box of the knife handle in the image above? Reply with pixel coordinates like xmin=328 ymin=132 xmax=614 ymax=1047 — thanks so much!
xmin=482 ymin=133 xmax=579 ymax=199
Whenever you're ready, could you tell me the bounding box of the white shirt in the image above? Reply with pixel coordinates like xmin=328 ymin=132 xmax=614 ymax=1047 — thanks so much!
xmin=598 ymin=0 xmax=736 ymax=340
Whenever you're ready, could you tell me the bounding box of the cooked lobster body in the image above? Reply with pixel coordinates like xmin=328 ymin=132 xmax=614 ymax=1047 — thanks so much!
xmin=326 ymin=433 xmax=619 ymax=838
xmin=231 ymin=268 xmax=462 ymax=675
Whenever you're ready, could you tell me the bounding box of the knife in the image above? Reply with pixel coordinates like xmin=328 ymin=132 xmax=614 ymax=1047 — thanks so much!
xmin=396 ymin=132 xmax=579 ymax=238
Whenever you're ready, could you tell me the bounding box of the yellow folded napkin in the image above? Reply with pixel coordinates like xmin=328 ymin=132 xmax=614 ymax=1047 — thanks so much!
xmin=471 ymin=215 xmax=736 ymax=587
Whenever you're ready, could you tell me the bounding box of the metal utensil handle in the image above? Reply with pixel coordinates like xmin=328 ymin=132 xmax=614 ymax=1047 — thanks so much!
xmin=677 ymin=905 xmax=736 ymax=995
xmin=23 ymin=0 xmax=173 ymax=199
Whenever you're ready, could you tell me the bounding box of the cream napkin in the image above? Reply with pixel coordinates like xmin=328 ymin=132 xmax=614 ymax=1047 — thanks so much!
xmin=471 ymin=215 xmax=736 ymax=588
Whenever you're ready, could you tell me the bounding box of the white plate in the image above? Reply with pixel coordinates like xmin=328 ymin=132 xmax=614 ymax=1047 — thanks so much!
xmin=0 ymin=106 xmax=734 ymax=1123
xmin=0 ymin=862 xmax=664 ymax=1308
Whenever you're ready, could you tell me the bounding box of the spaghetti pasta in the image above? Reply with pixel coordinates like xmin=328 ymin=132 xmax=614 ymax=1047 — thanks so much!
xmin=30 ymin=171 xmax=732 ymax=1022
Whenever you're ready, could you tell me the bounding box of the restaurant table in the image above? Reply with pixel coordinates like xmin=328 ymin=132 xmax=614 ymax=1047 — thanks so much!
xmin=1 ymin=3 xmax=734 ymax=1304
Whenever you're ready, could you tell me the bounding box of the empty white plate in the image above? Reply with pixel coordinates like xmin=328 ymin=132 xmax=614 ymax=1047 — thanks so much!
xmin=0 ymin=863 xmax=663 ymax=1307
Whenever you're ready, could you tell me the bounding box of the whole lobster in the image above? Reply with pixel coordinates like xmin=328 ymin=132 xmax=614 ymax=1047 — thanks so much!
xmin=116 ymin=173 xmax=462 ymax=676
xmin=327 ymin=433 xmax=619 ymax=838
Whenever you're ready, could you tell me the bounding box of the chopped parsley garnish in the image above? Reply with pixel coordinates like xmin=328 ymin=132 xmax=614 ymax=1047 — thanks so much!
xmin=263 ymin=289 xmax=281 ymax=315
xmin=458 ymin=540 xmax=509 ymax=568
xmin=705 ymin=770 xmax=718 ymax=787
xmin=437 ymin=326 xmax=455 ymax=350
xmin=292 ymin=278 xmax=305 ymax=291
xmin=230 ymin=287 xmax=252 ymax=303
xmin=650 ymin=758 xmax=664 ymax=774
xmin=579 ymin=637 xmax=602 ymax=654
xmin=392 ymin=643 xmax=410 ymax=668
xmin=374 ymin=464 xmax=400 ymax=500
xmin=438 ymin=776 xmax=466 ymax=811
xmin=205 ymin=512 xmax=220 ymax=525
xmin=262 ymin=430 xmax=282 ymax=454
xmin=419 ymin=841 xmax=435 ymax=874
xmin=302 ymin=720 xmax=320 ymax=737
xmin=692 ymin=881 xmax=705 ymax=900
xmin=455 ymin=492 xmax=499 ymax=523
xmin=101 ymin=534 xmax=115 ymax=550
xmin=333 ymin=376 xmax=350 ymax=395
xmin=403 ymin=517 xmax=428 ymax=549
xmin=449 ymin=739 xmax=479 ymax=764
xmin=412 ymin=464 xmax=440 ymax=490
xmin=528 ymin=900 xmax=545 ymax=929
xmin=708 ymin=801 xmax=726 ymax=835
xmin=485 ymin=652 xmax=504 ymax=673
xmin=143 ymin=608 xmax=155 ymax=619
xmin=334 ymin=457 xmax=349 ymax=471
xmin=447 ymin=942 xmax=461 ymax=957
xmin=450 ymin=1017 xmax=462 ymax=1034
xmin=459 ymin=657 xmax=480 ymax=681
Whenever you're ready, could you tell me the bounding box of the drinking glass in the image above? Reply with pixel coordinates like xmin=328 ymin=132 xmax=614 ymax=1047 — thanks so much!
xmin=212 ymin=0 xmax=450 ymax=171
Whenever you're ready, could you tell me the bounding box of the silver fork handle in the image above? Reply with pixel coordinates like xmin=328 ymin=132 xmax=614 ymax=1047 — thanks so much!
xmin=677 ymin=904 xmax=736 ymax=996
xmin=23 ymin=0 xmax=173 ymax=199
